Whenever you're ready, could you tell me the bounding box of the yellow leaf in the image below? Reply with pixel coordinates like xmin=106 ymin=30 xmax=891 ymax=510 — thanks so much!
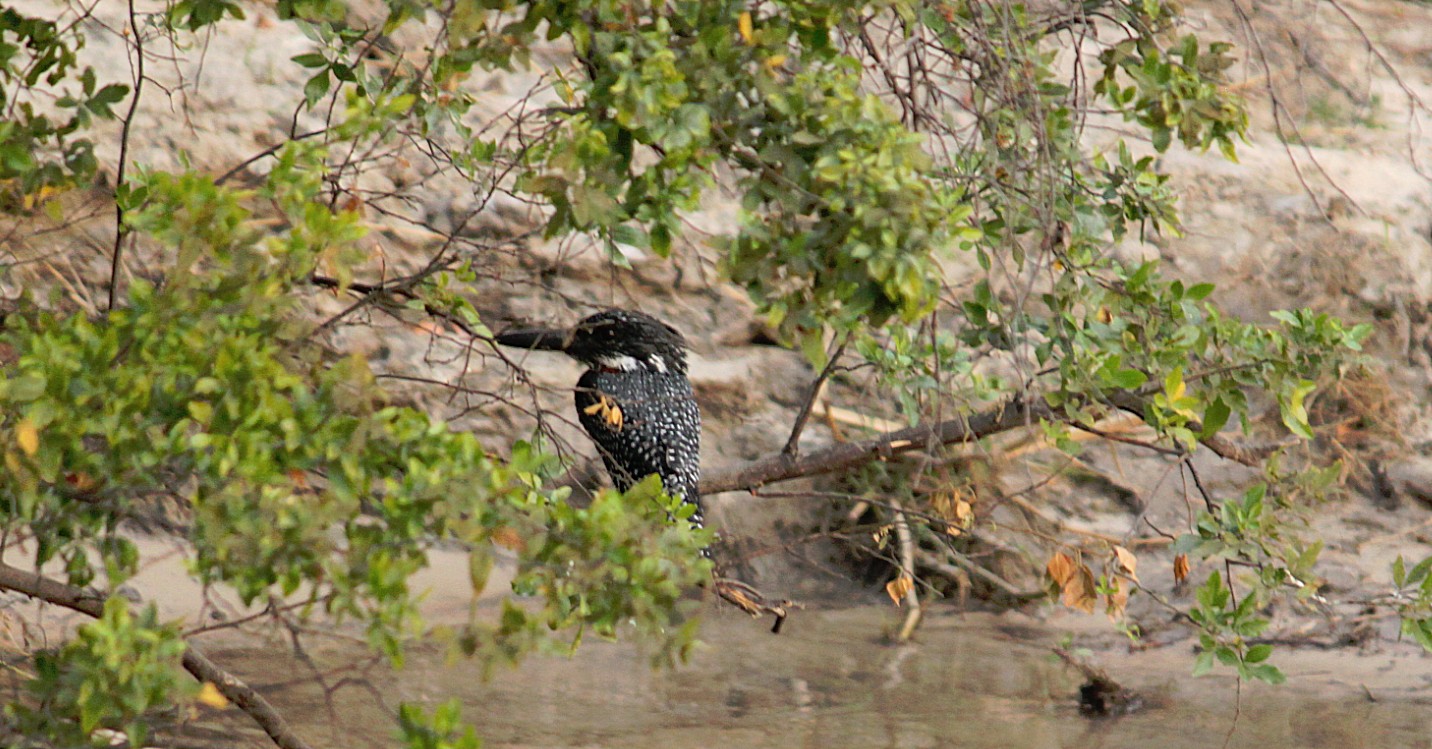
xmin=764 ymin=53 xmax=787 ymax=69
xmin=15 ymin=418 xmax=38 ymax=457
xmin=1112 ymin=545 xmax=1138 ymax=583
xmin=1165 ymin=368 xmax=1186 ymax=401
xmin=197 ymin=682 xmax=229 ymax=709
xmin=737 ymin=11 xmax=754 ymax=44
xmin=885 ymin=574 xmax=913 ymax=607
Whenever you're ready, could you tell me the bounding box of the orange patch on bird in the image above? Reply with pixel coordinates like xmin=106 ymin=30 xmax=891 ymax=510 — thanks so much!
xmin=583 ymin=395 xmax=624 ymax=431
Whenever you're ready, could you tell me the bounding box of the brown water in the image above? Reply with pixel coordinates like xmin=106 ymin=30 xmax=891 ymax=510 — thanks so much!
xmin=188 ymin=606 xmax=1432 ymax=749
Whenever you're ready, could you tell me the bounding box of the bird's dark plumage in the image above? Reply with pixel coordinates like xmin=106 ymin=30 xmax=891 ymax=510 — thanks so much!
xmin=496 ymin=309 xmax=704 ymax=527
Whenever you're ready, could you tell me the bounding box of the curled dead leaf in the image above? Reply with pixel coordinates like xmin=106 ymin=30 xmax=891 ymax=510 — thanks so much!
xmin=64 ymin=472 xmax=98 ymax=493
xmin=885 ymin=574 xmax=913 ymax=607
xmin=1173 ymin=553 xmax=1191 ymax=585
xmin=1112 ymin=545 xmax=1138 ymax=583
xmin=934 ymin=489 xmax=975 ymax=537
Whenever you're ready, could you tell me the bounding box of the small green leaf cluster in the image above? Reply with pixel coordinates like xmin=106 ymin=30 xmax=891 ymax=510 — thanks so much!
xmin=447 ymin=0 xmax=975 ymax=341
xmin=1094 ymin=2 xmax=1247 ymax=157
xmin=8 ymin=599 xmax=192 ymax=748
xmin=1174 ymin=476 xmax=1333 ymax=683
xmin=460 ymin=475 xmax=709 ymax=673
xmin=725 ymin=64 xmax=972 ymax=339
xmin=0 ymin=137 xmax=709 ymax=739
xmin=1188 ymin=571 xmax=1286 ymax=685
xmin=854 ymin=323 xmax=1003 ymax=425
xmin=1389 ymin=555 xmax=1432 ymax=651
xmin=0 ymin=7 xmax=129 ymax=208
xmin=1018 ymin=257 xmax=1369 ymax=451
xmin=397 ymin=699 xmax=481 ymax=749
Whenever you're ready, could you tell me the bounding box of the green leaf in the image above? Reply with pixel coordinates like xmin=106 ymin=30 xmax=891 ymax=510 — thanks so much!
xmin=1185 ymin=282 xmax=1215 ymax=300
xmin=1108 ymin=368 xmax=1148 ymax=390
xmin=610 ymin=223 xmax=649 ymax=251
xmin=800 ymin=329 xmax=829 ymax=370
xmin=1192 ymin=649 xmax=1214 ymax=677
xmin=1200 ymin=397 xmax=1230 ymax=437
xmin=303 ymin=70 xmax=331 ymax=105
xmin=1248 ymin=663 xmax=1286 ymax=685
xmin=6 ymin=374 xmax=47 ymax=402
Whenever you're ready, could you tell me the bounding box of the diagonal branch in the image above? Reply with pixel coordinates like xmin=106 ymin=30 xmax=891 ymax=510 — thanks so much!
xmin=0 ymin=561 xmax=315 ymax=749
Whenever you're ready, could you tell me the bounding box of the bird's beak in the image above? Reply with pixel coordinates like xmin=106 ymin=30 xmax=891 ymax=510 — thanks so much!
xmin=494 ymin=325 xmax=572 ymax=352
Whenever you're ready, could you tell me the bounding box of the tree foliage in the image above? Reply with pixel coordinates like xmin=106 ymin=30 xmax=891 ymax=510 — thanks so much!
xmin=0 ymin=0 xmax=1418 ymax=745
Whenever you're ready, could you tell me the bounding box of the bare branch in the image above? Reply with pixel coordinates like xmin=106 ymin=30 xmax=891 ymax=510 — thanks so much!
xmin=782 ymin=336 xmax=847 ymax=456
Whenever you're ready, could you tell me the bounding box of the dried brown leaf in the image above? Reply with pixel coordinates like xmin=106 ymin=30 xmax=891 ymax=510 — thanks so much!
xmin=1046 ymin=551 xmax=1077 ymax=587
xmin=1060 ymin=564 xmax=1098 ymax=614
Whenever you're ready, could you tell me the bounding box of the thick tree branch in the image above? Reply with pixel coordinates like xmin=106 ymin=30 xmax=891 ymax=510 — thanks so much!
xmin=699 ymin=390 xmax=1270 ymax=496
xmin=0 ymin=561 xmax=315 ymax=749
xmin=700 ymin=396 xmax=1054 ymax=495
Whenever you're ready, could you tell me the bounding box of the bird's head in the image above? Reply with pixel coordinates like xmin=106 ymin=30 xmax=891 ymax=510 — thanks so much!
xmin=495 ymin=308 xmax=690 ymax=375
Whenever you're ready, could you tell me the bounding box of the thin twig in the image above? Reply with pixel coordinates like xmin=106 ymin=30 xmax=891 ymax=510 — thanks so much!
xmin=108 ymin=0 xmax=146 ymax=311
xmin=782 ymin=336 xmax=847 ymax=456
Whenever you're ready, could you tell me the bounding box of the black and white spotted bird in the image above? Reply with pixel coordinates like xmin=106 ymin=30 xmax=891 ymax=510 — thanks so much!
xmin=495 ymin=309 xmax=704 ymax=529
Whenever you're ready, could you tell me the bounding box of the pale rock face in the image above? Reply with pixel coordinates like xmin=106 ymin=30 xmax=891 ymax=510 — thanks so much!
xmin=8 ymin=0 xmax=1432 ymax=599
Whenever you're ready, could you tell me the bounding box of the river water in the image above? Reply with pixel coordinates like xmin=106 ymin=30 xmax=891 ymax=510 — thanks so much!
xmin=188 ymin=605 xmax=1432 ymax=749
